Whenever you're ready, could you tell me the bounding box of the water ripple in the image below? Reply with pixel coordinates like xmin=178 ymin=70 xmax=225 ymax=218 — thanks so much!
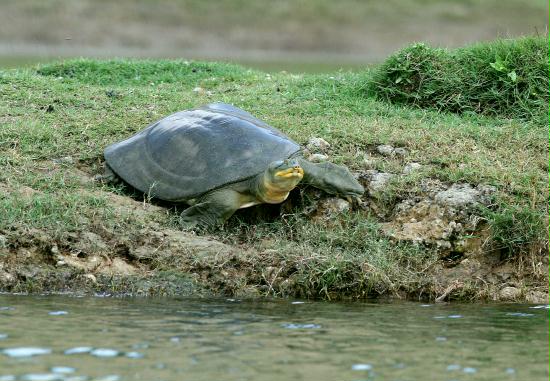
xmin=281 ymin=323 xmax=321 ymax=329
xmin=21 ymin=374 xmax=64 ymax=381
xmin=2 ymin=347 xmax=52 ymax=358
xmin=351 ymin=364 xmax=373 ymax=371
xmin=51 ymin=367 xmax=76 ymax=374
xmin=64 ymin=347 xmax=93 ymax=355
xmin=90 ymin=349 xmax=119 ymax=358
xmin=48 ymin=311 xmax=69 ymax=316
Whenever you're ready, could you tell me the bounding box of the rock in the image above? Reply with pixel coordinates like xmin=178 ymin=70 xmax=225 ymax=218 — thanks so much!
xmin=382 ymin=201 xmax=458 ymax=244
xmin=192 ymin=87 xmax=204 ymax=93
xmin=84 ymin=273 xmax=97 ymax=284
xmin=130 ymin=246 xmax=153 ymax=260
xmin=0 ymin=270 xmax=15 ymax=285
xmin=76 ymin=232 xmax=108 ymax=253
xmin=376 ymin=144 xmax=394 ymax=156
xmin=393 ymin=147 xmax=408 ymax=157
xmin=62 ymin=254 xmax=103 ymax=272
xmin=98 ymin=257 xmax=137 ymax=276
xmin=499 ymin=286 xmax=522 ymax=301
xmin=0 ymin=235 xmax=6 ymax=249
xmin=306 ymin=137 xmax=330 ymax=153
xmin=525 ymin=290 xmax=549 ymax=304
xmin=313 ymin=197 xmax=351 ymax=219
xmin=308 ymin=153 xmax=329 ymax=163
xmin=403 ymin=162 xmax=422 ymax=174
xmin=367 ymin=171 xmax=394 ymax=193
xmin=52 ymin=156 xmax=74 ymax=165
xmin=434 ymin=184 xmax=482 ymax=209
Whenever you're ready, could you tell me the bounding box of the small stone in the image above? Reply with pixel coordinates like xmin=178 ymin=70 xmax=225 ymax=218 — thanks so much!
xmin=308 ymin=153 xmax=329 ymax=163
xmin=434 ymin=184 xmax=481 ymax=209
xmin=0 ymin=235 xmax=6 ymax=248
xmin=50 ymin=245 xmax=59 ymax=255
xmin=306 ymin=137 xmax=331 ymax=153
xmin=376 ymin=144 xmax=394 ymax=156
xmin=0 ymin=271 xmax=15 ymax=284
xmin=314 ymin=198 xmax=351 ymax=218
xmin=367 ymin=172 xmax=394 ymax=193
xmin=84 ymin=273 xmax=97 ymax=283
xmin=393 ymin=147 xmax=408 ymax=157
xmin=52 ymin=156 xmax=74 ymax=165
xmin=192 ymin=87 xmax=204 ymax=94
xmin=525 ymin=290 xmax=549 ymax=304
xmin=499 ymin=286 xmax=522 ymax=301
xmin=403 ymin=162 xmax=422 ymax=174
xmin=435 ymin=240 xmax=452 ymax=249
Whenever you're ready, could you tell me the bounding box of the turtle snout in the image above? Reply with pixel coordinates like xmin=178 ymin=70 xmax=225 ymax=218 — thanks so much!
xmin=273 ymin=159 xmax=304 ymax=179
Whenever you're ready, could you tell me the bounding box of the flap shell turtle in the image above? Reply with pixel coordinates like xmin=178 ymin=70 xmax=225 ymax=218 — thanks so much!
xmin=104 ymin=103 xmax=364 ymax=229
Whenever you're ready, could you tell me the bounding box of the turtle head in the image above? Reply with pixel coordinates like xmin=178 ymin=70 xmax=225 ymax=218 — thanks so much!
xmin=303 ymin=161 xmax=364 ymax=202
xmin=257 ymin=159 xmax=304 ymax=204
xmin=266 ymin=158 xmax=304 ymax=188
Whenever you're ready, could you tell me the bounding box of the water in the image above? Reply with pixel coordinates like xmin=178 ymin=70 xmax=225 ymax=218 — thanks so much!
xmin=0 ymin=295 xmax=548 ymax=381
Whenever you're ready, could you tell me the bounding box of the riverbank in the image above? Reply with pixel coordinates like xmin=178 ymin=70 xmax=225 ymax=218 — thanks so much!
xmin=0 ymin=39 xmax=547 ymax=302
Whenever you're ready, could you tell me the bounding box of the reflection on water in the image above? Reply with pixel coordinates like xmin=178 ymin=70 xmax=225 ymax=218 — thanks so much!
xmin=0 ymin=295 xmax=548 ymax=381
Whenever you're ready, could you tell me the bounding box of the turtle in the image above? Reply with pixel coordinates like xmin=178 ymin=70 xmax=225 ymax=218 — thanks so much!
xmin=103 ymin=102 xmax=364 ymax=229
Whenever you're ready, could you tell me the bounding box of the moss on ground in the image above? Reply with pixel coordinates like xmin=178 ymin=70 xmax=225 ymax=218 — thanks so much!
xmin=0 ymin=38 xmax=548 ymax=301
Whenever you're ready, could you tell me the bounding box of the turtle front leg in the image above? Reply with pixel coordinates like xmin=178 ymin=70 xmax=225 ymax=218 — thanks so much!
xmin=179 ymin=189 xmax=243 ymax=230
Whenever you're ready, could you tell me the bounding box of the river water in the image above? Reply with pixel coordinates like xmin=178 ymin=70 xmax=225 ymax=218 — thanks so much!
xmin=0 ymin=295 xmax=547 ymax=381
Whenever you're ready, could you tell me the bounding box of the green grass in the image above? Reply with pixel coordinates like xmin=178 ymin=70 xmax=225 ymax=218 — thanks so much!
xmin=0 ymin=38 xmax=547 ymax=298
xmin=221 ymin=213 xmax=436 ymax=298
xmin=368 ymin=36 xmax=549 ymax=123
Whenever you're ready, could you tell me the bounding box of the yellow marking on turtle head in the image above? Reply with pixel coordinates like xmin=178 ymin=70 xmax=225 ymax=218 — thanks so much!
xmin=275 ymin=167 xmax=304 ymax=179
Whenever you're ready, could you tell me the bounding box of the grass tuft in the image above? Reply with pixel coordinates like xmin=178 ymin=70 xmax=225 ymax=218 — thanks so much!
xmin=367 ymin=36 xmax=549 ymax=123
xmin=482 ymin=202 xmax=549 ymax=258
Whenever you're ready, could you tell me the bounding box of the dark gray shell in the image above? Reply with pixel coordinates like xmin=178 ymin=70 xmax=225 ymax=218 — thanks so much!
xmin=104 ymin=103 xmax=300 ymax=201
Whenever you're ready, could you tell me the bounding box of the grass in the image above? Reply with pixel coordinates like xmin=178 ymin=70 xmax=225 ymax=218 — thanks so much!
xmin=221 ymin=213 xmax=435 ymax=299
xmin=0 ymin=37 xmax=547 ymax=299
xmin=368 ymin=36 xmax=549 ymax=123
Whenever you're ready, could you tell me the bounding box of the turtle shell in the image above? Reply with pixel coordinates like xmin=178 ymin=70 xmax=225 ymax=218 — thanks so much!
xmin=104 ymin=103 xmax=301 ymax=201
